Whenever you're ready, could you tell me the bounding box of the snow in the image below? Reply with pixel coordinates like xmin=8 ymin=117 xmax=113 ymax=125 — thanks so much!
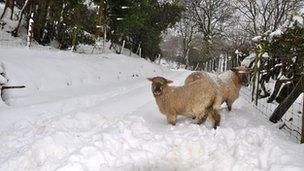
xmin=262 ymin=52 xmax=269 ymax=58
xmin=269 ymin=29 xmax=283 ymax=40
xmin=83 ymin=0 xmax=97 ymax=10
xmin=252 ymin=36 xmax=262 ymax=43
xmin=241 ymin=53 xmax=255 ymax=67
xmin=0 ymin=75 xmax=7 ymax=84
xmin=292 ymin=16 xmax=303 ymax=25
xmin=0 ymin=47 xmax=304 ymax=170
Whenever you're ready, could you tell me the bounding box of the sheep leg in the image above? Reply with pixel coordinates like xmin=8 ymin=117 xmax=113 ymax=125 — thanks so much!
xmin=226 ymin=101 xmax=233 ymax=111
xmin=166 ymin=113 xmax=176 ymax=125
xmin=209 ymin=109 xmax=221 ymax=129
xmin=197 ymin=113 xmax=208 ymax=124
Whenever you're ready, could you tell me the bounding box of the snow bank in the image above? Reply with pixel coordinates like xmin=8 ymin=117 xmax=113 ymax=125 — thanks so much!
xmin=1 ymin=103 xmax=304 ymax=171
xmin=0 ymin=47 xmax=163 ymax=106
xmin=0 ymin=47 xmax=304 ymax=171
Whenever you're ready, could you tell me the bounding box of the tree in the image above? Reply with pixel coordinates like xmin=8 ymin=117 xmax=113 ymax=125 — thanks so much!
xmin=187 ymin=0 xmax=234 ymax=63
xmin=0 ymin=0 xmax=15 ymax=20
xmin=108 ymin=0 xmax=183 ymax=60
xmin=176 ymin=3 xmax=197 ymax=68
xmin=235 ymin=0 xmax=303 ymax=37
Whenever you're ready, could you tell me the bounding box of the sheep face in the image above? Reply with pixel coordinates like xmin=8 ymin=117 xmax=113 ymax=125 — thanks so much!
xmin=147 ymin=77 xmax=173 ymax=96
xmin=231 ymin=67 xmax=250 ymax=86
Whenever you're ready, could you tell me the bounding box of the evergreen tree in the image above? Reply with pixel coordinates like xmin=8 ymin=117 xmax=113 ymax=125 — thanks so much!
xmin=6 ymin=0 xmax=182 ymax=55
xmin=108 ymin=0 xmax=183 ymax=60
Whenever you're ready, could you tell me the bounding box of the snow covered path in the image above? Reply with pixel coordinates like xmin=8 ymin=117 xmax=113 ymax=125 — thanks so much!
xmin=1 ymin=49 xmax=304 ymax=171
xmin=1 ymin=73 xmax=304 ymax=171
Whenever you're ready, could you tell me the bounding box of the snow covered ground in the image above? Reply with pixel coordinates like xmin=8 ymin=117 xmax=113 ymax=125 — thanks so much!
xmin=0 ymin=47 xmax=304 ymax=171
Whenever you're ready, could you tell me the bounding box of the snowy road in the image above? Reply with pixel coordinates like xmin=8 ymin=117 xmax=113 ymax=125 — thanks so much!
xmin=0 ymin=49 xmax=304 ymax=171
xmin=1 ymin=71 xmax=304 ymax=171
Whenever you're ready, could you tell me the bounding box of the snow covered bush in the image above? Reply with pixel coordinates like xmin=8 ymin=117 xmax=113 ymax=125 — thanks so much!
xmin=249 ymin=14 xmax=304 ymax=104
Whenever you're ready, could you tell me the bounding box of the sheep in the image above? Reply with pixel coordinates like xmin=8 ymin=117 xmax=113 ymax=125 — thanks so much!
xmin=147 ymin=76 xmax=221 ymax=128
xmin=184 ymin=66 xmax=250 ymax=111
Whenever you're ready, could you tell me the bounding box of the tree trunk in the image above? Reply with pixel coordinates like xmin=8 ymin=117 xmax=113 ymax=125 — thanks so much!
xmin=12 ymin=0 xmax=31 ymax=37
xmin=9 ymin=0 xmax=14 ymax=20
xmin=27 ymin=12 xmax=34 ymax=47
xmin=96 ymin=0 xmax=106 ymax=37
xmin=33 ymin=0 xmax=48 ymax=43
xmin=269 ymin=74 xmax=304 ymax=123
xmin=0 ymin=0 xmax=10 ymax=19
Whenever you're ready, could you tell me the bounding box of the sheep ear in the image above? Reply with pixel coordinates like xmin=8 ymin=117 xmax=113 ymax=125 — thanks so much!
xmin=147 ymin=78 xmax=154 ymax=82
xmin=166 ymin=79 xmax=173 ymax=84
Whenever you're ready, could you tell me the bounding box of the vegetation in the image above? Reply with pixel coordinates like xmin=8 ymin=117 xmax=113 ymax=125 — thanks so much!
xmin=0 ymin=0 xmax=183 ymax=60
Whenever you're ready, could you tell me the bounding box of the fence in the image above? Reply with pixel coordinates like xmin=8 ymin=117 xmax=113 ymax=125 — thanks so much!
xmin=240 ymin=86 xmax=303 ymax=142
xmin=203 ymin=56 xmax=303 ymax=143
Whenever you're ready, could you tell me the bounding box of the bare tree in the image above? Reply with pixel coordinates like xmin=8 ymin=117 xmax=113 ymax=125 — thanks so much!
xmin=11 ymin=0 xmax=32 ymax=37
xmin=0 ymin=0 xmax=15 ymax=20
xmin=95 ymin=0 xmax=106 ymax=37
xmin=187 ymin=0 xmax=234 ymax=61
xmin=177 ymin=7 xmax=197 ymax=68
xmin=94 ymin=0 xmax=107 ymax=53
xmin=235 ymin=0 xmax=303 ymax=36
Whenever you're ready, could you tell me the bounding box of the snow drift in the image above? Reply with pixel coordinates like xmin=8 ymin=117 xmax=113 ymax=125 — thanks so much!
xmin=0 ymin=47 xmax=304 ymax=171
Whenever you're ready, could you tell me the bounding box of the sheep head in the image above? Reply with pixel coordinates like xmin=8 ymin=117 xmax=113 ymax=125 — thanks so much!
xmin=231 ymin=66 xmax=250 ymax=86
xmin=147 ymin=76 xmax=173 ymax=96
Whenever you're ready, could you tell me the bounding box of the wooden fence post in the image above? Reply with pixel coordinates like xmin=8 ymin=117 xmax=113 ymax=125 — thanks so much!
xmin=120 ymin=40 xmax=125 ymax=54
xmin=301 ymin=94 xmax=304 ymax=143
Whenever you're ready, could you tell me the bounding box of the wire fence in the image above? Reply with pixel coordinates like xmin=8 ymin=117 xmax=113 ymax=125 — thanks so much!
xmin=240 ymin=87 xmax=303 ymax=142
xmin=203 ymin=56 xmax=303 ymax=143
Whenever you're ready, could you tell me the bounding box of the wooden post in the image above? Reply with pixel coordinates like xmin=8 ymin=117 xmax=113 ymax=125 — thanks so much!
xmin=2 ymin=85 xmax=25 ymax=90
xmin=252 ymin=48 xmax=260 ymax=103
xmin=301 ymin=94 xmax=304 ymax=143
xmin=103 ymin=26 xmax=107 ymax=53
xmin=71 ymin=26 xmax=78 ymax=51
xmin=269 ymin=75 xmax=304 ymax=123
xmin=120 ymin=40 xmax=125 ymax=54
xmin=255 ymin=58 xmax=261 ymax=106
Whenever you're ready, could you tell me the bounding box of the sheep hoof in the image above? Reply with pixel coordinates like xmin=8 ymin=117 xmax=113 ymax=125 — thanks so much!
xmin=228 ymin=106 xmax=232 ymax=111
xmin=168 ymin=121 xmax=176 ymax=126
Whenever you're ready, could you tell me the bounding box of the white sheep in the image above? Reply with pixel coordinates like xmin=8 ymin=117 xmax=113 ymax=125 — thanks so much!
xmin=148 ymin=76 xmax=221 ymax=128
xmin=185 ymin=66 xmax=250 ymax=111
